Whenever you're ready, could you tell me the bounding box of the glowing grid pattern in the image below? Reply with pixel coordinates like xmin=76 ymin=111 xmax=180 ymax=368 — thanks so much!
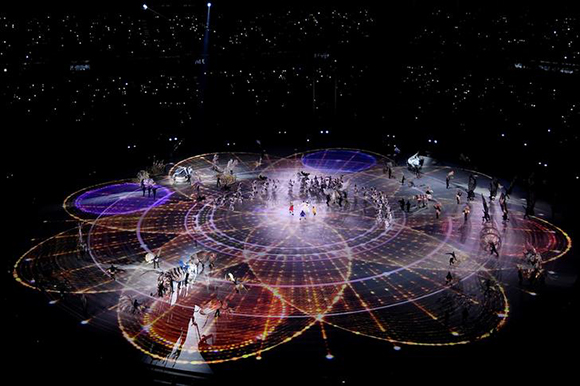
xmin=13 ymin=149 xmax=572 ymax=365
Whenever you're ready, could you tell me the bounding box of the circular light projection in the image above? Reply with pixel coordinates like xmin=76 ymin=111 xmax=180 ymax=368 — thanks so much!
xmin=301 ymin=149 xmax=377 ymax=173
xmin=13 ymin=149 xmax=572 ymax=364
xmin=74 ymin=182 xmax=172 ymax=215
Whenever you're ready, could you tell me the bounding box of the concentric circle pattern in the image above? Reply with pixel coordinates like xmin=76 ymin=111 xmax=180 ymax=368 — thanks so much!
xmin=13 ymin=149 xmax=572 ymax=365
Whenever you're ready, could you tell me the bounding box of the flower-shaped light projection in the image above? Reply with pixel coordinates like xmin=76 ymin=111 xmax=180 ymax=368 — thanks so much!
xmin=13 ymin=149 xmax=572 ymax=365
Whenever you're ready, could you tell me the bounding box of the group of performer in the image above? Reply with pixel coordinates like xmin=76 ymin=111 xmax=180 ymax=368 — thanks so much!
xmin=140 ymin=177 xmax=158 ymax=198
xmin=289 ymin=200 xmax=317 ymax=219
xmin=115 ymin=155 xmax=546 ymax=327
xmin=517 ymin=243 xmax=545 ymax=285
xmin=355 ymin=185 xmax=394 ymax=229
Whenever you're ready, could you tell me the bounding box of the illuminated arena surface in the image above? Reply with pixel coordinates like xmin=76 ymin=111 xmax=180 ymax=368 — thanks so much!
xmin=74 ymin=182 xmax=173 ymax=215
xmin=13 ymin=149 xmax=572 ymax=368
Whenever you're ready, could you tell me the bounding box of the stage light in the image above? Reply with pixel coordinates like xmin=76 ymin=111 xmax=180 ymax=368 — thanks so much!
xmin=326 ymin=354 xmax=334 ymax=359
xmin=207 ymin=2 xmax=212 ymax=7
xmin=142 ymin=4 xmax=148 ymax=10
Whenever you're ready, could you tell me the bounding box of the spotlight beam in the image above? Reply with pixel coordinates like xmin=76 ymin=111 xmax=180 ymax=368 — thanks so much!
xmin=206 ymin=3 xmax=212 ymax=30
xmin=142 ymin=3 xmax=168 ymax=20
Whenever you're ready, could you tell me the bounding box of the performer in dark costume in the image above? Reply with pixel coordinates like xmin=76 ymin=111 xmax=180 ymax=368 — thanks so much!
xmin=446 ymin=251 xmax=457 ymax=265
xmin=467 ymin=174 xmax=477 ymax=201
xmin=482 ymin=194 xmax=491 ymax=223
xmin=489 ymin=241 xmax=500 ymax=257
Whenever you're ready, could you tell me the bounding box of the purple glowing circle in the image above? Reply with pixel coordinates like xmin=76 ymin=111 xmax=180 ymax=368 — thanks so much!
xmin=74 ymin=183 xmax=171 ymax=215
xmin=301 ymin=150 xmax=376 ymax=173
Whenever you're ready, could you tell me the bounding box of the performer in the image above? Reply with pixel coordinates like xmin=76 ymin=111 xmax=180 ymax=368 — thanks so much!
xmin=463 ymin=205 xmax=470 ymax=221
xmin=446 ymin=170 xmax=454 ymax=189
xmin=502 ymin=209 xmax=509 ymax=223
xmin=226 ymin=272 xmax=247 ymax=293
xmin=482 ymin=194 xmax=491 ymax=223
xmin=152 ymin=184 xmax=158 ymax=199
xmin=467 ymin=174 xmax=477 ymax=201
xmin=489 ymin=241 xmax=500 ymax=257
xmin=106 ymin=264 xmax=123 ymax=280
xmin=132 ymin=299 xmax=141 ymax=314
xmin=489 ymin=177 xmax=499 ymax=201
xmin=434 ymin=203 xmax=442 ymax=219
xmin=445 ymin=271 xmax=453 ymax=285
xmin=446 ymin=251 xmax=457 ymax=265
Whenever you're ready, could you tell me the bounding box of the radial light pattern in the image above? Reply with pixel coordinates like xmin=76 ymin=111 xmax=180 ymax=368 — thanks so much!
xmin=13 ymin=149 xmax=572 ymax=365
